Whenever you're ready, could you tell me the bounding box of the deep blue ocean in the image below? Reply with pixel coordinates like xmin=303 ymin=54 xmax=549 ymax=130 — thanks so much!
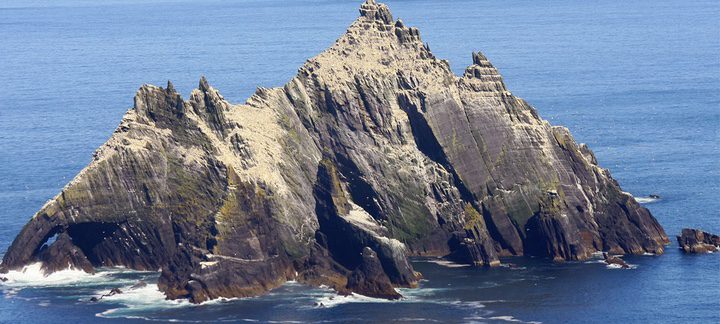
xmin=0 ymin=0 xmax=718 ymax=323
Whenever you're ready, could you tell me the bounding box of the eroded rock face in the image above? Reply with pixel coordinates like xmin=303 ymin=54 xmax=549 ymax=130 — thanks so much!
xmin=37 ymin=232 xmax=95 ymax=275
xmin=1 ymin=0 xmax=668 ymax=302
xmin=346 ymin=247 xmax=402 ymax=299
xmin=677 ymin=229 xmax=720 ymax=253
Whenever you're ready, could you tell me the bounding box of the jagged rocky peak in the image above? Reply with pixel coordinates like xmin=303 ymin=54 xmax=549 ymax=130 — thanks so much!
xmin=1 ymin=1 xmax=668 ymax=303
xmin=133 ymin=81 xmax=185 ymax=122
xmin=462 ymin=51 xmax=508 ymax=93
xmin=190 ymin=76 xmax=233 ymax=135
xmin=359 ymin=0 xmax=394 ymax=26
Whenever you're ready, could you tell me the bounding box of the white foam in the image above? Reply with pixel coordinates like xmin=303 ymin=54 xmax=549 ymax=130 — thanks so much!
xmin=423 ymin=259 xmax=471 ymax=268
xmin=1 ymin=262 xmax=105 ymax=287
xmin=397 ymin=287 xmax=449 ymax=298
xmin=312 ymin=291 xmax=399 ymax=308
xmin=635 ymin=196 xmax=659 ymax=204
xmin=283 ymin=280 xmax=303 ymax=286
xmin=487 ymin=315 xmax=542 ymax=323
xmin=464 ymin=314 xmax=541 ymax=324
xmin=200 ymin=295 xmax=244 ymax=305
xmin=605 ymin=262 xmax=637 ymax=270
xmin=499 ymin=263 xmax=527 ymax=270
xmin=583 ymin=257 xmax=638 ymax=269
xmin=393 ymin=318 xmax=443 ymax=322
xmin=0 ymin=262 xmax=192 ymax=320
xmin=98 ymin=279 xmax=303 ymax=318
xmin=443 ymin=300 xmax=487 ymax=309
xmin=96 ymin=284 xmax=193 ymax=319
xmin=98 ymin=284 xmax=188 ymax=306
xmin=3 ymin=288 xmax=20 ymax=298
xmin=309 ymin=285 xmax=473 ymax=309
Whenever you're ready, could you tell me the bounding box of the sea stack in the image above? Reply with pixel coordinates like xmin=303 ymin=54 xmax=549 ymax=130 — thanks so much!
xmin=677 ymin=228 xmax=720 ymax=253
xmin=0 ymin=0 xmax=668 ymax=303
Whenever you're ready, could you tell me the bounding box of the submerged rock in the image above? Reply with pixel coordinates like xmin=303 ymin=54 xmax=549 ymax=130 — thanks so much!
xmin=603 ymin=253 xmax=629 ymax=269
xmin=677 ymin=229 xmax=720 ymax=253
xmin=90 ymin=287 xmax=123 ymax=302
xmin=0 ymin=0 xmax=668 ymax=303
xmin=130 ymin=280 xmax=148 ymax=290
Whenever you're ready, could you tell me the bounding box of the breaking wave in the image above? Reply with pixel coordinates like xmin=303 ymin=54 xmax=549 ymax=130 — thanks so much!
xmin=418 ymin=258 xmax=471 ymax=268
xmin=1 ymin=265 xmax=539 ymax=323
xmin=583 ymin=258 xmax=637 ymax=269
xmin=0 ymin=262 xmax=187 ymax=320
xmin=1 ymin=263 xmax=127 ymax=288
xmin=95 ymin=284 xmax=193 ymax=319
xmin=311 ymin=291 xmax=398 ymax=308
xmin=605 ymin=263 xmax=638 ymax=270
xmin=464 ymin=314 xmax=543 ymax=324
xmin=635 ymin=196 xmax=659 ymax=204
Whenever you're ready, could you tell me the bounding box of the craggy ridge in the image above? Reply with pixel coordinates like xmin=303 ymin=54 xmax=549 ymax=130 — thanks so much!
xmin=1 ymin=0 xmax=668 ymax=302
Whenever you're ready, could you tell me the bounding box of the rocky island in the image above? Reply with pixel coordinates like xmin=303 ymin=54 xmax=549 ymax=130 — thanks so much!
xmin=0 ymin=0 xmax=669 ymax=302
xmin=677 ymin=228 xmax=720 ymax=253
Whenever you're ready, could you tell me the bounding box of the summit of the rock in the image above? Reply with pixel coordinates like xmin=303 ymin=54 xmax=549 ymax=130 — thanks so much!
xmin=359 ymin=0 xmax=394 ymax=25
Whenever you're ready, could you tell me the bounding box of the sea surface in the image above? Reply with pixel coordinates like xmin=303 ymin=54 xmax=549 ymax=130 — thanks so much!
xmin=0 ymin=0 xmax=718 ymax=323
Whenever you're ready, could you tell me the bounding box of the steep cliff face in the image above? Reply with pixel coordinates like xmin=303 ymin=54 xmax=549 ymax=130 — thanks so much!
xmin=1 ymin=0 xmax=668 ymax=302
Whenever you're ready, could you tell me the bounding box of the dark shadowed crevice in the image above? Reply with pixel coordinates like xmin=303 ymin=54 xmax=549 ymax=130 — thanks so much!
xmin=207 ymin=217 xmax=219 ymax=253
xmin=480 ymin=203 xmax=519 ymax=255
xmin=402 ymin=97 xmax=446 ymax=163
xmin=323 ymin=87 xmax=340 ymax=118
xmin=523 ymin=211 xmax=571 ymax=260
xmin=313 ymin=158 xmax=364 ymax=270
xmin=400 ymin=93 xmax=516 ymax=256
xmin=400 ymin=94 xmax=475 ymax=203
xmin=334 ymin=153 xmax=385 ymax=222
xmin=400 ymin=93 xmax=510 ymax=262
xmin=141 ymin=183 xmax=153 ymax=205
xmin=523 ymin=212 xmax=550 ymax=258
xmin=67 ymin=222 xmax=121 ymax=265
